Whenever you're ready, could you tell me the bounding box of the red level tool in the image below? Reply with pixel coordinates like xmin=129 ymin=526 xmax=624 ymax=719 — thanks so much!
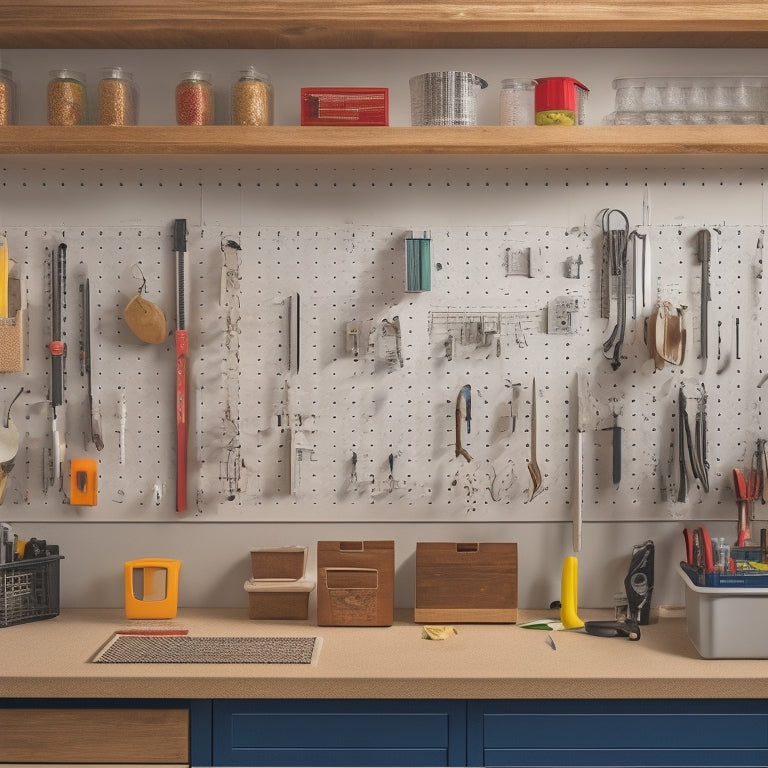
xmin=174 ymin=219 xmax=188 ymax=512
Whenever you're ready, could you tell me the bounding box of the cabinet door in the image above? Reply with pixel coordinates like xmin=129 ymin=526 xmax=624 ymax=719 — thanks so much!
xmin=0 ymin=704 xmax=189 ymax=764
xmin=212 ymin=699 xmax=466 ymax=766
xmin=468 ymin=699 xmax=768 ymax=767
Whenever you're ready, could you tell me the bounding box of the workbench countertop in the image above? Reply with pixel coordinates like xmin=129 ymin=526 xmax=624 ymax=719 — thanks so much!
xmin=0 ymin=608 xmax=762 ymax=700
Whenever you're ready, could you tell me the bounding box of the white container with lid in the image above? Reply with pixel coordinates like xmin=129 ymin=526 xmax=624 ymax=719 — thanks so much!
xmin=499 ymin=78 xmax=536 ymax=126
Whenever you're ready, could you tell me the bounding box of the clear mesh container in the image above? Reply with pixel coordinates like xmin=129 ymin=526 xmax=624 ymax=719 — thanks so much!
xmin=499 ymin=78 xmax=536 ymax=126
xmin=607 ymin=76 xmax=768 ymax=125
xmin=409 ymin=71 xmax=488 ymax=126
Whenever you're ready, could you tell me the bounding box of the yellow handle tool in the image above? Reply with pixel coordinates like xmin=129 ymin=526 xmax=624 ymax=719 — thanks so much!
xmin=560 ymin=555 xmax=584 ymax=629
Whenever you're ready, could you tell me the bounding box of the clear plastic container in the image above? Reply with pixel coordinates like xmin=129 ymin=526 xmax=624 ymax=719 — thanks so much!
xmin=409 ymin=71 xmax=488 ymax=126
xmin=610 ymin=76 xmax=768 ymax=125
xmin=231 ymin=67 xmax=273 ymax=126
xmin=176 ymin=71 xmax=214 ymax=126
xmin=98 ymin=67 xmax=137 ymax=126
xmin=47 ymin=69 xmax=87 ymax=126
xmin=499 ymin=78 xmax=535 ymax=126
xmin=0 ymin=69 xmax=16 ymax=126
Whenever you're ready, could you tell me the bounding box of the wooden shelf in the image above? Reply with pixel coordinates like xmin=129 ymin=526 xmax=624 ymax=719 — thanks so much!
xmin=1 ymin=1 xmax=768 ymax=48
xmin=1 ymin=125 xmax=767 ymax=156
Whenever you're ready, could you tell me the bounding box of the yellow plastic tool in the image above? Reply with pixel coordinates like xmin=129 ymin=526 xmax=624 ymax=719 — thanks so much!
xmin=124 ymin=558 xmax=181 ymax=619
xmin=560 ymin=555 xmax=584 ymax=629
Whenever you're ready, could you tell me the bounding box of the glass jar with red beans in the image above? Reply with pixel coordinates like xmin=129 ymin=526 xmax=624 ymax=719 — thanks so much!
xmin=175 ymin=71 xmax=214 ymax=126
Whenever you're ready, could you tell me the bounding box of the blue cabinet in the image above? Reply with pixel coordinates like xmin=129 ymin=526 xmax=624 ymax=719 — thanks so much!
xmin=210 ymin=699 xmax=467 ymax=766
xmin=467 ymin=700 xmax=768 ymax=767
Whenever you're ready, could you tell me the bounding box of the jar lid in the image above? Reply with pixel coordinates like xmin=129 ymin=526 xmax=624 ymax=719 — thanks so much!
xmin=49 ymin=69 xmax=86 ymax=82
xmin=501 ymin=78 xmax=536 ymax=90
xmin=100 ymin=66 xmax=133 ymax=81
xmin=180 ymin=71 xmax=212 ymax=82
xmin=534 ymin=76 xmax=589 ymax=112
xmin=237 ymin=66 xmax=271 ymax=83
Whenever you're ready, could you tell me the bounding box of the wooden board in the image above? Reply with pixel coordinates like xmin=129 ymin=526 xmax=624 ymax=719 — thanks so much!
xmin=317 ymin=540 xmax=394 ymax=626
xmin=414 ymin=542 xmax=517 ymax=623
xmin=0 ymin=707 xmax=189 ymax=763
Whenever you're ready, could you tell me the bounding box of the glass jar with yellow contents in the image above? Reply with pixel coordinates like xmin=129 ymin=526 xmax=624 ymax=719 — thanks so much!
xmin=98 ymin=67 xmax=137 ymax=126
xmin=48 ymin=69 xmax=87 ymax=126
xmin=231 ymin=67 xmax=273 ymax=126
xmin=0 ymin=69 xmax=17 ymax=126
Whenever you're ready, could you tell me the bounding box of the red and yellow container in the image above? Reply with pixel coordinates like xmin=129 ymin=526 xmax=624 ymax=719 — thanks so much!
xmin=534 ymin=76 xmax=589 ymax=125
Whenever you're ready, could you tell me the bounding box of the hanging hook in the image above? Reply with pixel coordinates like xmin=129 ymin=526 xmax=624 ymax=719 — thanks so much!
xmin=4 ymin=387 xmax=23 ymax=429
xmin=130 ymin=263 xmax=148 ymax=295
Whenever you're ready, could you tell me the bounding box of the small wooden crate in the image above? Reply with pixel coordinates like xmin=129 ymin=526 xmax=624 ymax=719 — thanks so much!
xmin=245 ymin=579 xmax=316 ymax=620
xmin=250 ymin=546 xmax=307 ymax=580
xmin=414 ymin=542 xmax=518 ymax=623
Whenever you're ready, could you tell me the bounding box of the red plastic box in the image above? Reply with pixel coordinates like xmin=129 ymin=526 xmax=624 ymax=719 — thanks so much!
xmin=300 ymin=87 xmax=389 ymax=126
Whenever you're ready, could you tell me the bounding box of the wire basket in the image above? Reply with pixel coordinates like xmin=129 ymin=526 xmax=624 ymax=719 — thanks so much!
xmin=0 ymin=554 xmax=63 ymax=628
xmin=409 ymin=71 xmax=488 ymax=126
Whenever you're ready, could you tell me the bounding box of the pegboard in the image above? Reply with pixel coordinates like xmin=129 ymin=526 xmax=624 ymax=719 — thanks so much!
xmin=3 ymin=215 xmax=762 ymax=523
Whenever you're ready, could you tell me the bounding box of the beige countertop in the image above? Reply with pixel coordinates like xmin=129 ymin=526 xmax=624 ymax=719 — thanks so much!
xmin=0 ymin=608 xmax=765 ymax=700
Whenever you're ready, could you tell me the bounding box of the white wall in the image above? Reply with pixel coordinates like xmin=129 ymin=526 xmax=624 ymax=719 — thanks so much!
xmin=1 ymin=47 xmax=766 ymax=611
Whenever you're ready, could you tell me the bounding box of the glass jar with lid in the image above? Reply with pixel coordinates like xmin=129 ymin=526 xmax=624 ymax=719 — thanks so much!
xmin=48 ymin=69 xmax=87 ymax=126
xmin=98 ymin=66 xmax=137 ymax=126
xmin=0 ymin=69 xmax=17 ymax=126
xmin=231 ymin=67 xmax=273 ymax=126
xmin=499 ymin=78 xmax=535 ymax=126
xmin=176 ymin=71 xmax=214 ymax=126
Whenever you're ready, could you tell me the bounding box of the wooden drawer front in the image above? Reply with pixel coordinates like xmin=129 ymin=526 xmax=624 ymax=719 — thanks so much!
xmin=213 ymin=699 xmax=466 ymax=766
xmin=469 ymin=700 xmax=768 ymax=767
xmin=0 ymin=708 xmax=189 ymax=764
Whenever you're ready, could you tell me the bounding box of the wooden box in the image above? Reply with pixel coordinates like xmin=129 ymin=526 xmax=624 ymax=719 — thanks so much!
xmin=414 ymin=542 xmax=518 ymax=623
xmin=317 ymin=540 xmax=394 ymax=626
xmin=250 ymin=546 xmax=307 ymax=580
xmin=245 ymin=578 xmax=316 ymax=620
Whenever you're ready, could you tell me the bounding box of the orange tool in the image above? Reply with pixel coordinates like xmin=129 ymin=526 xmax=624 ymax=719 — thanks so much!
xmin=69 ymin=458 xmax=98 ymax=506
xmin=174 ymin=219 xmax=188 ymax=512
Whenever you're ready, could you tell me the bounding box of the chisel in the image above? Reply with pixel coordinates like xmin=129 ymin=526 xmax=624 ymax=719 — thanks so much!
xmin=174 ymin=219 xmax=188 ymax=512
xmin=611 ymin=412 xmax=622 ymax=490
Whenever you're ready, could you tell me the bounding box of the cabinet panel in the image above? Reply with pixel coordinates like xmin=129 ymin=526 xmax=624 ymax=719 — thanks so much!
xmin=0 ymin=707 xmax=189 ymax=764
xmin=213 ymin=699 xmax=466 ymax=766
xmin=468 ymin=700 xmax=768 ymax=767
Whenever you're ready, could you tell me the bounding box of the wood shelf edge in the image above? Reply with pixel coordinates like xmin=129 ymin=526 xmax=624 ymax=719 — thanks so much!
xmin=0 ymin=125 xmax=767 ymax=156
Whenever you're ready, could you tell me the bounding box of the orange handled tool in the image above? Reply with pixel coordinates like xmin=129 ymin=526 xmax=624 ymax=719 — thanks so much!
xmin=174 ymin=219 xmax=188 ymax=512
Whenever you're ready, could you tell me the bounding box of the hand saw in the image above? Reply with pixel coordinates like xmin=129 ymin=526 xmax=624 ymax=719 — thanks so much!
xmin=174 ymin=219 xmax=188 ymax=512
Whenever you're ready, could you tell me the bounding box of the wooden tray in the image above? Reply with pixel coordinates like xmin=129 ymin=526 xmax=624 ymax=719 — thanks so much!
xmin=414 ymin=542 xmax=517 ymax=623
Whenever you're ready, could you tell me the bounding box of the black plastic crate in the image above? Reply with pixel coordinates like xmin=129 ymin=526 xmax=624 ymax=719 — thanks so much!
xmin=0 ymin=554 xmax=63 ymax=628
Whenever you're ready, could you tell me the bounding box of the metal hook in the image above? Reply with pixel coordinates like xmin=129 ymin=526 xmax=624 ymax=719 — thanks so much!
xmin=130 ymin=263 xmax=148 ymax=294
xmin=4 ymin=387 xmax=23 ymax=429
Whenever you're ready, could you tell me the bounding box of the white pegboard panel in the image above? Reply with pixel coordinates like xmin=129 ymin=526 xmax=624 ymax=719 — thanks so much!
xmin=203 ymin=222 xmax=765 ymax=523
xmin=0 ymin=222 xmax=765 ymax=523
xmin=0 ymin=159 xmax=765 ymax=525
